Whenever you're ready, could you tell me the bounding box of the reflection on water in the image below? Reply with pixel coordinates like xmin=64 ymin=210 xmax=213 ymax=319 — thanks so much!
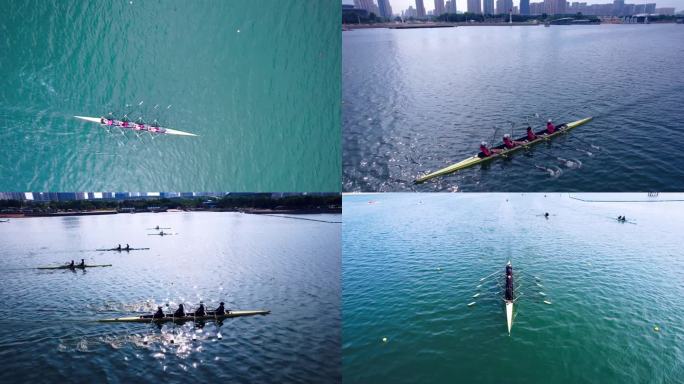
xmin=0 ymin=212 xmax=341 ymax=382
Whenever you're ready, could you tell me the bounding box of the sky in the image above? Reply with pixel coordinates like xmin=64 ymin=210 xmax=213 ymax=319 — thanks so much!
xmin=341 ymin=0 xmax=680 ymax=13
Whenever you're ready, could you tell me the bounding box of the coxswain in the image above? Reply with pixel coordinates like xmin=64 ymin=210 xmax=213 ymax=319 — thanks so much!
xmin=546 ymin=119 xmax=556 ymax=134
xmin=526 ymin=126 xmax=538 ymax=141
xmin=153 ymin=306 xmax=165 ymax=319
xmin=503 ymin=134 xmax=525 ymax=149
xmin=173 ymin=304 xmax=185 ymax=317
xmin=214 ymin=302 xmax=226 ymax=315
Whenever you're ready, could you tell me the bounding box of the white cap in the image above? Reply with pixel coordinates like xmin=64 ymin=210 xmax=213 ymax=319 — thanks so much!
xmin=481 ymin=141 xmax=487 ymax=146
xmin=504 ymin=134 xmax=511 ymax=138
xmin=548 ymin=119 xmax=552 ymax=123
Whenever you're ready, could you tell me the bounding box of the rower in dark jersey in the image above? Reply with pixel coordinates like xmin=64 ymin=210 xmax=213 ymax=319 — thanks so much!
xmin=505 ymin=263 xmax=514 ymax=301
xmin=214 ymin=302 xmax=226 ymax=315
xmin=194 ymin=302 xmax=206 ymax=317
xmin=78 ymin=259 xmax=85 ymax=267
xmin=153 ymin=306 xmax=165 ymax=319
xmin=173 ymin=304 xmax=185 ymax=317
xmin=68 ymin=260 xmax=75 ymax=268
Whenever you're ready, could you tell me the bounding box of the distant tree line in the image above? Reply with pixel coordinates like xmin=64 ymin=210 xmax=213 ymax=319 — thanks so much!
xmin=0 ymin=194 xmax=341 ymax=212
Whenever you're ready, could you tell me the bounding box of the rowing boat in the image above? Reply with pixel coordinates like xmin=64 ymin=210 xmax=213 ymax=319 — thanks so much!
xmin=37 ymin=264 xmax=112 ymax=270
xmin=96 ymin=248 xmax=150 ymax=251
xmin=98 ymin=310 xmax=270 ymax=323
xmin=415 ymin=117 xmax=593 ymax=183
xmin=505 ymin=261 xmax=514 ymax=335
xmin=74 ymin=116 xmax=198 ymax=137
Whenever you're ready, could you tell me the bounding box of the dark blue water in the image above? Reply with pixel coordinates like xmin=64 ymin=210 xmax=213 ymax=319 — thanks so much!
xmin=0 ymin=212 xmax=341 ymax=382
xmin=343 ymin=25 xmax=684 ymax=192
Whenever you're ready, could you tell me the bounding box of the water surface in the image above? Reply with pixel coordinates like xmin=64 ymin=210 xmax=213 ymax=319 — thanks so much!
xmin=0 ymin=0 xmax=340 ymax=191
xmin=343 ymin=25 xmax=684 ymax=191
xmin=343 ymin=193 xmax=684 ymax=383
xmin=0 ymin=211 xmax=341 ymax=382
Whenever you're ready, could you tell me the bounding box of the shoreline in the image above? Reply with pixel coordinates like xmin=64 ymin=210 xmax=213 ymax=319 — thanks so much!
xmin=0 ymin=208 xmax=341 ymax=219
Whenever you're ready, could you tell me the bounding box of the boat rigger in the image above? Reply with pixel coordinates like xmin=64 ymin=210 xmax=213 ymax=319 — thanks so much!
xmin=415 ymin=117 xmax=593 ymax=183
xmin=74 ymin=116 xmax=198 ymax=137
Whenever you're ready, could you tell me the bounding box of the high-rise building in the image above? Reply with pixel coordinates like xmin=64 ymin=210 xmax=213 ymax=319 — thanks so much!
xmin=483 ymin=0 xmax=495 ymax=14
xmin=520 ymin=0 xmax=530 ymax=15
xmin=467 ymin=0 xmax=482 ymax=14
xmin=496 ymin=0 xmax=513 ymax=14
xmin=378 ymin=0 xmax=393 ymax=19
xmin=434 ymin=0 xmax=445 ymax=15
xmin=446 ymin=0 xmax=457 ymax=13
xmin=353 ymin=0 xmax=376 ymax=13
xmin=544 ymin=0 xmax=566 ymax=15
xmin=416 ymin=0 xmax=426 ymax=18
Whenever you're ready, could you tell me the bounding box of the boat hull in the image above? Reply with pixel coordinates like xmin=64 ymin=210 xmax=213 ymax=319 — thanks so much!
xmin=98 ymin=310 xmax=270 ymax=323
xmin=506 ymin=301 xmax=513 ymax=334
xmin=415 ymin=117 xmax=593 ymax=183
xmin=37 ymin=264 xmax=112 ymax=270
xmin=74 ymin=116 xmax=197 ymax=137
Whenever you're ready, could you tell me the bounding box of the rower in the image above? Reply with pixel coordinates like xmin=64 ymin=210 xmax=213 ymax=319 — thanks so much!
xmin=174 ymin=304 xmax=185 ymax=317
xmin=153 ymin=306 xmax=165 ymax=319
xmin=116 ymin=244 xmax=122 ymax=251
xmin=214 ymin=302 xmax=226 ymax=315
xmin=68 ymin=260 xmax=75 ymax=268
xmin=125 ymin=244 xmax=130 ymax=251
xmin=526 ymin=126 xmax=538 ymax=141
xmin=502 ymin=134 xmax=525 ymax=149
xmin=544 ymin=212 xmax=549 ymax=218
xmin=194 ymin=302 xmax=206 ymax=317
xmin=545 ymin=119 xmax=556 ymax=134
xmin=479 ymin=141 xmax=503 ymax=157
xmin=78 ymin=259 xmax=85 ymax=267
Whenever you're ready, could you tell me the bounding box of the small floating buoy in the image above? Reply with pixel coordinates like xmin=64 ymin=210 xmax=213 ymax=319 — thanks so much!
xmin=653 ymin=325 xmax=660 ymax=332
xmin=543 ymin=300 xmax=552 ymax=305
xmin=382 ymin=337 xmax=388 ymax=343
xmin=467 ymin=302 xmax=476 ymax=307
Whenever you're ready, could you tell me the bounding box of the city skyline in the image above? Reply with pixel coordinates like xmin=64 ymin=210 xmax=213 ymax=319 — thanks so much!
xmin=343 ymin=0 xmax=680 ymax=14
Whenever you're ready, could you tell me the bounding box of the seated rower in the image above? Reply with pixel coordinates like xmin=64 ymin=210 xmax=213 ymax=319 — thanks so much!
xmin=78 ymin=259 xmax=85 ymax=267
xmin=194 ymin=302 xmax=206 ymax=317
xmin=502 ymin=134 xmax=525 ymax=149
xmin=214 ymin=302 xmax=226 ymax=315
xmin=116 ymin=244 xmax=122 ymax=251
xmin=545 ymin=119 xmax=556 ymax=134
xmin=125 ymin=244 xmax=130 ymax=251
xmin=479 ymin=141 xmax=503 ymax=157
xmin=526 ymin=127 xmax=538 ymax=141
xmin=174 ymin=304 xmax=185 ymax=317
xmin=153 ymin=306 xmax=165 ymax=319
xmin=68 ymin=260 xmax=75 ymax=268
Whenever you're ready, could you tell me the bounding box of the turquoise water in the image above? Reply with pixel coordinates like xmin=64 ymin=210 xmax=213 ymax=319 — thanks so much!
xmin=0 ymin=0 xmax=340 ymax=192
xmin=343 ymin=193 xmax=684 ymax=383
xmin=343 ymin=25 xmax=684 ymax=191
xmin=0 ymin=212 xmax=341 ymax=382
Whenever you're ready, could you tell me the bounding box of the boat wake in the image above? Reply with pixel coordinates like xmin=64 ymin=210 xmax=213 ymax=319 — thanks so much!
xmin=535 ymin=165 xmax=562 ymax=177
